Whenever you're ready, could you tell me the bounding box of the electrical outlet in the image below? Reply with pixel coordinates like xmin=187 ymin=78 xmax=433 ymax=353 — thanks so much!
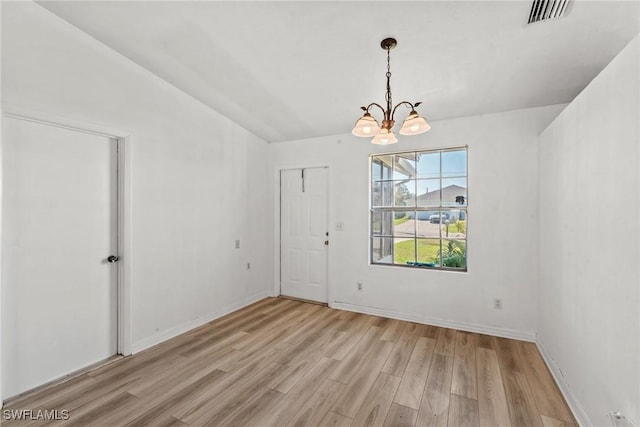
xmin=494 ymin=298 xmax=503 ymax=309
xmin=357 ymin=282 xmax=363 ymax=291
xmin=335 ymin=222 xmax=344 ymax=231
xmin=235 ymin=240 xmax=240 ymax=249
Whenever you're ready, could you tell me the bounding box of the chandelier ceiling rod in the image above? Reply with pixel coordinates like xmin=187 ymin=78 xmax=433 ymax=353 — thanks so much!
xmin=352 ymin=37 xmax=431 ymax=145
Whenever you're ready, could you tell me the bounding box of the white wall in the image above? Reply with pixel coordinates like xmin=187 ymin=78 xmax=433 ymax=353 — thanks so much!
xmin=1 ymin=0 xmax=273 ymax=396
xmin=271 ymin=104 xmax=565 ymax=340
xmin=538 ymin=35 xmax=639 ymax=427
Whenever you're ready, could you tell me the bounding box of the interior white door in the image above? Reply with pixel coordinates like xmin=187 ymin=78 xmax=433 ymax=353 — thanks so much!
xmin=280 ymin=167 xmax=328 ymax=303
xmin=1 ymin=116 xmax=118 ymax=399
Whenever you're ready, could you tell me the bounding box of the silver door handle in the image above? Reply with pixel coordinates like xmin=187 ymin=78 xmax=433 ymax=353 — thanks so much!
xmin=107 ymin=255 xmax=119 ymax=263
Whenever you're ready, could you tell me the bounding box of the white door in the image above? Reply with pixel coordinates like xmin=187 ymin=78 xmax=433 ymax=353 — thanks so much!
xmin=280 ymin=167 xmax=328 ymax=303
xmin=2 ymin=116 xmax=119 ymax=399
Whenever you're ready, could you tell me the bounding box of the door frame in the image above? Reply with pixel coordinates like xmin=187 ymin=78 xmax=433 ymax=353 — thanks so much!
xmin=274 ymin=164 xmax=331 ymax=303
xmin=0 ymin=106 xmax=133 ymax=402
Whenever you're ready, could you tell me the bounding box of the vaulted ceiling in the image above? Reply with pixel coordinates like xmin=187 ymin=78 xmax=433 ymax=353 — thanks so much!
xmin=39 ymin=1 xmax=639 ymax=142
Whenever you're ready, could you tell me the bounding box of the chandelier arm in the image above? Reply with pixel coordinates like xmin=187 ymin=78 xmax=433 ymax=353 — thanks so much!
xmin=365 ymin=102 xmax=387 ymax=117
xmin=390 ymin=101 xmax=417 ymax=121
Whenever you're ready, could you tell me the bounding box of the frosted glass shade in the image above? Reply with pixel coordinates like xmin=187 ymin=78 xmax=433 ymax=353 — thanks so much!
xmin=399 ymin=112 xmax=431 ymax=136
xmin=371 ymin=128 xmax=398 ymax=145
xmin=352 ymin=113 xmax=381 ymax=137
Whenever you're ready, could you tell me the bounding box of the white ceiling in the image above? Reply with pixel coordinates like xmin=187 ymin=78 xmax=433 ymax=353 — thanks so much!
xmin=39 ymin=1 xmax=639 ymax=143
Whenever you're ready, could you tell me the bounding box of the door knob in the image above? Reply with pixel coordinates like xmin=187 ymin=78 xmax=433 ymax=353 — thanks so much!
xmin=324 ymin=240 xmax=329 ymax=246
xmin=107 ymin=255 xmax=120 ymax=263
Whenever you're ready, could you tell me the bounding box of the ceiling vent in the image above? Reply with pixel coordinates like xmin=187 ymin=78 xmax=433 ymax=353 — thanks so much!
xmin=528 ymin=0 xmax=570 ymax=24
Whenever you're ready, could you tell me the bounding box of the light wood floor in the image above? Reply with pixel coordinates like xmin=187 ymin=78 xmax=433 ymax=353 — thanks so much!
xmin=4 ymin=298 xmax=577 ymax=427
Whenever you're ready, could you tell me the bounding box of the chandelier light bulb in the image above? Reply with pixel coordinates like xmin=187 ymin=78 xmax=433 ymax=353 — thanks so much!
xmin=399 ymin=111 xmax=431 ymax=136
xmin=371 ymin=128 xmax=398 ymax=145
xmin=352 ymin=113 xmax=381 ymax=137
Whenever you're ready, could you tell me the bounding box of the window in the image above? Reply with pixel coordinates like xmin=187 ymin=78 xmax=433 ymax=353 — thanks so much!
xmin=370 ymin=147 xmax=467 ymax=270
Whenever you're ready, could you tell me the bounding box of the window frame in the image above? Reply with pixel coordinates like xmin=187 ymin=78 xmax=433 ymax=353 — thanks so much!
xmin=369 ymin=146 xmax=468 ymax=272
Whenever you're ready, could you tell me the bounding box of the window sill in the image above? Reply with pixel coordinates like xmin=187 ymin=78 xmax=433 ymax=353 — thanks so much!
xmin=370 ymin=262 xmax=468 ymax=273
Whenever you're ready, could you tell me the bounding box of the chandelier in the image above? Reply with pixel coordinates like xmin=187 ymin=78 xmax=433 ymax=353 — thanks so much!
xmin=351 ymin=38 xmax=431 ymax=145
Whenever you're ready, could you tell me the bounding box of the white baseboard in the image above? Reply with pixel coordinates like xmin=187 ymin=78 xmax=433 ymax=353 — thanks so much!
xmin=536 ymin=336 xmax=591 ymax=427
xmin=329 ymin=301 xmax=536 ymax=342
xmin=131 ymin=291 xmax=270 ymax=354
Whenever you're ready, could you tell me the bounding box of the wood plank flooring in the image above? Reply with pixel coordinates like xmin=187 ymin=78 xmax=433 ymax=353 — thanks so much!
xmin=3 ymin=298 xmax=577 ymax=427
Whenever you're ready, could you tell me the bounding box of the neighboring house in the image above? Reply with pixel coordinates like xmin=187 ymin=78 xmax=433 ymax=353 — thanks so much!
xmin=417 ymin=184 xmax=466 ymax=206
xmin=406 ymin=184 xmax=466 ymax=221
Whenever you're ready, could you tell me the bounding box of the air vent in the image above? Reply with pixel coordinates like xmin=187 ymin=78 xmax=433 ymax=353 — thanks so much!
xmin=528 ymin=0 xmax=570 ymax=24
